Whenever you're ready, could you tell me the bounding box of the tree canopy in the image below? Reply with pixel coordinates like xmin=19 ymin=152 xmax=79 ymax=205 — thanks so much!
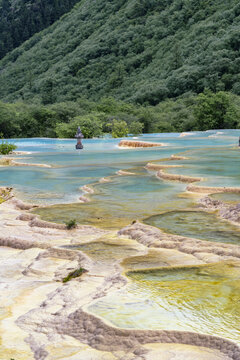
xmin=1 ymin=0 xmax=240 ymax=104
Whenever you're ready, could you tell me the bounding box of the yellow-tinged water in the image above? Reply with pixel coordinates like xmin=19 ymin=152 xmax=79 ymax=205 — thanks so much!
xmin=88 ymin=262 xmax=240 ymax=342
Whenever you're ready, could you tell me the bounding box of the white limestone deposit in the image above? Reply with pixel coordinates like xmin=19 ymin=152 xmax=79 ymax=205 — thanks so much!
xmin=0 ymin=197 xmax=240 ymax=359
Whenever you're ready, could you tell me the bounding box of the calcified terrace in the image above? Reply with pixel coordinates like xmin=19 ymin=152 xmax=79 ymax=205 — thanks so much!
xmin=0 ymin=131 xmax=240 ymax=359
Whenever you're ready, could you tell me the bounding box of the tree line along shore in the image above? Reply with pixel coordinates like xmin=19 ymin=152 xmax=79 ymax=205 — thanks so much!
xmin=1 ymin=90 xmax=240 ymax=139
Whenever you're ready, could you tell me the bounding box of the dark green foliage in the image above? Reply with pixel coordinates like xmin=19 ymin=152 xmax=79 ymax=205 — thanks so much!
xmin=1 ymin=0 xmax=240 ymax=104
xmin=65 ymin=219 xmax=77 ymax=229
xmin=0 ymin=91 xmax=239 ymax=140
xmin=194 ymin=90 xmax=239 ymax=130
xmin=56 ymin=114 xmax=103 ymax=138
xmin=62 ymin=267 xmax=87 ymax=283
xmin=111 ymin=120 xmax=129 ymax=138
xmin=128 ymin=121 xmax=144 ymax=135
xmin=0 ymin=140 xmax=17 ymax=154
xmin=0 ymin=0 xmax=80 ymax=59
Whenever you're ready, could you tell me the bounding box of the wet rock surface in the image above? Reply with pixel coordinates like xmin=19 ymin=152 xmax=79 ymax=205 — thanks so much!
xmin=199 ymin=196 xmax=240 ymax=224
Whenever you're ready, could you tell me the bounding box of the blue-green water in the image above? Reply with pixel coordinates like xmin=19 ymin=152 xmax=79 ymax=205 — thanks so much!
xmin=144 ymin=210 xmax=240 ymax=244
xmin=1 ymin=130 xmax=240 ymax=227
xmin=2 ymin=130 xmax=240 ymax=342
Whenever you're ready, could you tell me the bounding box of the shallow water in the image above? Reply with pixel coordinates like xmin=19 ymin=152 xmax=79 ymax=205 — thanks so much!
xmin=88 ymin=263 xmax=240 ymax=342
xmin=2 ymin=130 xmax=240 ymax=346
xmin=144 ymin=210 xmax=240 ymax=244
xmin=1 ymin=130 xmax=239 ymax=210
xmin=65 ymin=237 xmax=142 ymax=261
xmin=211 ymin=192 xmax=240 ymax=205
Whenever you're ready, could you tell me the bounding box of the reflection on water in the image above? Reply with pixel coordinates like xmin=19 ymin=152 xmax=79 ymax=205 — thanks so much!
xmin=88 ymin=263 xmax=240 ymax=342
xmin=144 ymin=210 xmax=240 ymax=244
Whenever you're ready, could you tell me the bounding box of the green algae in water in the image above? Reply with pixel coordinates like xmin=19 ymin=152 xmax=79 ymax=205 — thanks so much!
xmin=88 ymin=263 xmax=240 ymax=342
xmin=144 ymin=210 xmax=240 ymax=244
xmin=32 ymin=174 xmax=191 ymax=229
xmin=211 ymin=192 xmax=240 ymax=205
xmin=68 ymin=240 xmax=141 ymax=261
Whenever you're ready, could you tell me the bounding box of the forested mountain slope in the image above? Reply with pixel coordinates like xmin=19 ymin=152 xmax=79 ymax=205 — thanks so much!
xmin=0 ymin=0 xmax=80 ymax=59
xmin=0 ymin=0 xmax=240 ymax=105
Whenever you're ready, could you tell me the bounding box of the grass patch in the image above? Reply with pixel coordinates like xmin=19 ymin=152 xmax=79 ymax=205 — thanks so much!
xmin=62 ymin=267 xmax=87 ymax=283
xmin=65 ymin=219 xmax=77 ymax=230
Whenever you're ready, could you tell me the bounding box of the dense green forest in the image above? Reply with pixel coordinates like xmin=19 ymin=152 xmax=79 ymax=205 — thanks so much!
xmin=1 ymin=0 xmax=240 ymax=104
xmin=0 ymin=0 xmax=240 ymax=138
xmin=1 ymin=91 xmax=239 ymax=139
xmin=0 ymin=0 xmax=80 ymax=59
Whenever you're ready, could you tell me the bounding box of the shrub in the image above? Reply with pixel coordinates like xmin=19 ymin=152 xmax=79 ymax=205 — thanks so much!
xmin=111 ymin=119 xmax=129 ymax=138
xmin=0 ymin=141 xmax=17 ymax=155
xmin=128 ymin=121 xmax=144 ymax=135
xmin=62 ymin=267 xmax=87 ymax=283
xmin=65 ymin=219 xmax=77 ymax=229
xmin=55 ymin=114 xmax=103 ymax=138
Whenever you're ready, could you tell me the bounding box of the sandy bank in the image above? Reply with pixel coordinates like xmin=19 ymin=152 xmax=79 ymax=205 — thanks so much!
xmin=118 ymin=140 xmax=164 ymax=148
xmin=157 ymin=170 xmax=202 ymax=183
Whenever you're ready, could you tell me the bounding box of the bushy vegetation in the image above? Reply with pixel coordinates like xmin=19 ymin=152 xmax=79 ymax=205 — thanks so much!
xmin=1 ymin=0 xmax=240 ymax=104
xmin=0 ymin=92 xmax=239 ymax=140
xmin=65 ymin=218 xmax=77 ymax=229
xmin=0 ymin=0 xmax=80 ymax=59
xmin=62 ymin=267 xmax=87 ymax=283
xmin=0 ymin=140 xmax=17 ymax=154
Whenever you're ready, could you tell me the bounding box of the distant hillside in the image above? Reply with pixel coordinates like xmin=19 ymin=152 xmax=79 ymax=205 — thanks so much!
xmin=0 ymin=0 xmax=80 ymax=59
xmin=0 ymin=0 xmax=240 ymax=104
